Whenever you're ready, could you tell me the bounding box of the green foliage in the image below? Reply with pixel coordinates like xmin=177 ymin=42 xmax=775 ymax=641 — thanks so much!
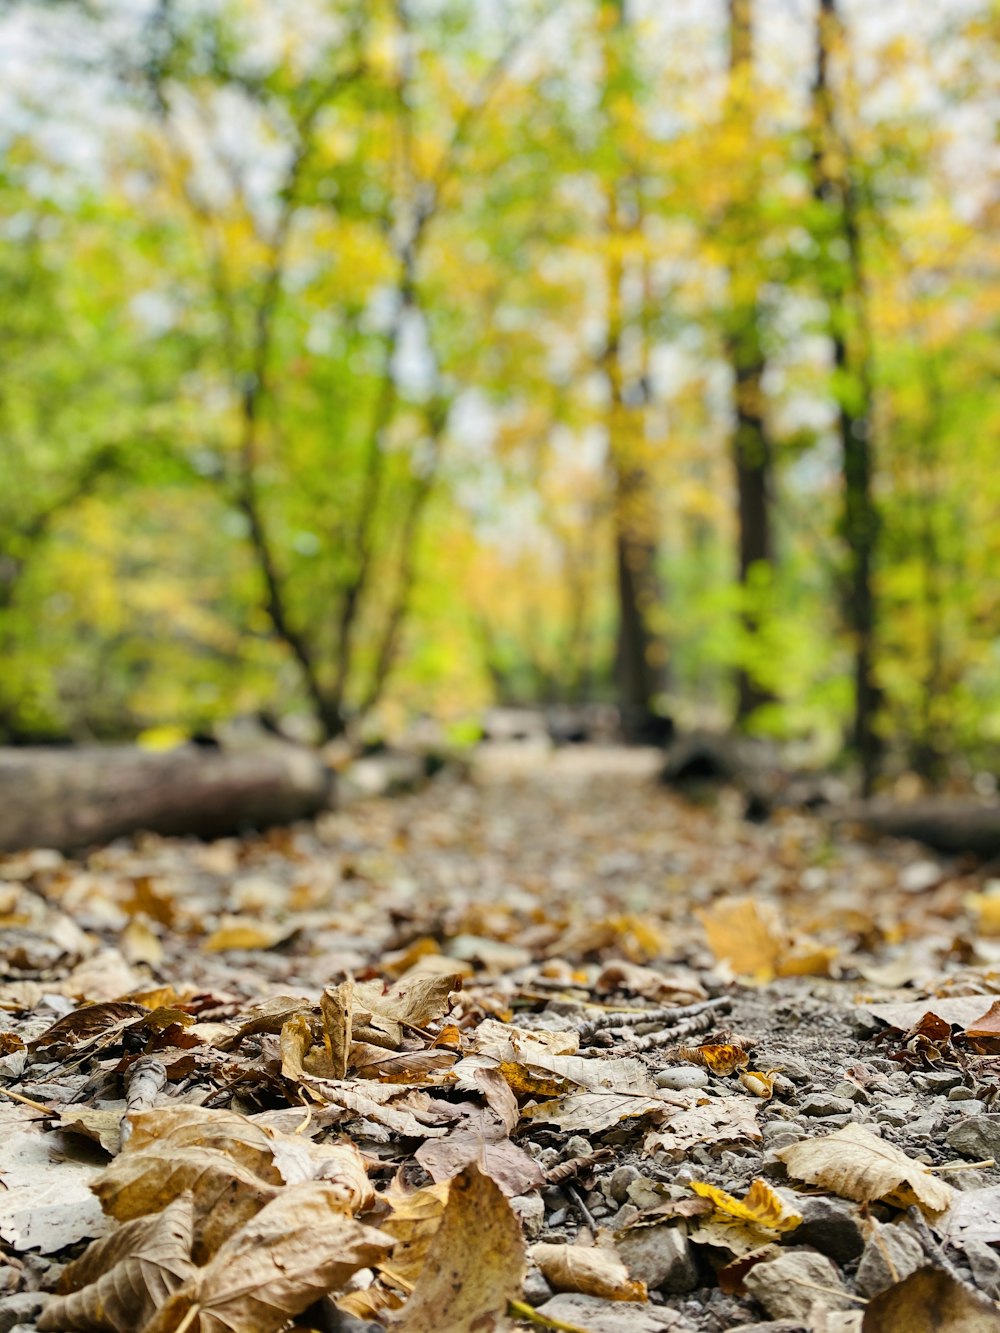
xmin=0 ymin=0 xmax=996 ymax=777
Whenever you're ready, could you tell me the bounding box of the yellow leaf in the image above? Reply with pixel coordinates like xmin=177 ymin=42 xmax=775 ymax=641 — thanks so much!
xmin=531 ymin=1242 xmax=647 ymax=1303
xmin=690 ymin=1179 xmax=802 ymax=1234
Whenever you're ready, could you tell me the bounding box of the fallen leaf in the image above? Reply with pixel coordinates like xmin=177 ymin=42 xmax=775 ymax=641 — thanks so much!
xmin=594 ymin=961 xmax=707 ymax=1005
xmin=776 ymin=1124 xmax=954 ymax=1216
xmin=644 ymin=1098 xmax=761 ymax=1160
xmin=522 ymin=1090 xmax=671 ymax=1134
xmin=0 ymin=1107 xmax=109 ymax=1254
xmin=38 ymin=1194 xmax=195 ymax=1332
xmin=698 ymin=897 xmax=835 ymax=981
xmin=321 ymin=980 xmax=353 ymax=1079
xmin=416 ymin=1106 xmax=545 ymax=1197
xmin=390 ymin=1165 xmax=525 ymax=1332
xmin=862 ymin=1265 xmax=1000 ymax=1331
xmin=142 ymin=1183 xmax=392 ymax=1333
xmin=689 ymin=1179 xmax=802 ymax=1233
xmin=531 ymin=1242 xmax=647 ymax=1302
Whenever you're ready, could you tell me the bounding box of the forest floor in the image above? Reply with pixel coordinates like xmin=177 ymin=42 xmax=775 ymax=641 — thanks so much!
xmin=4 ymin=745 xmax=1000 ymax=1332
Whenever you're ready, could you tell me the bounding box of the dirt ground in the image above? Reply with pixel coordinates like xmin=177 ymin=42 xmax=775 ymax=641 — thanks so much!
xmin=3 ymin=745 xmax=1000 ymax=1332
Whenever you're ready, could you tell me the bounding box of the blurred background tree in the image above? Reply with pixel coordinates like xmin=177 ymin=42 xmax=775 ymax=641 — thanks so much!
xmin=0 ymin=0 xmax=997 ymax=787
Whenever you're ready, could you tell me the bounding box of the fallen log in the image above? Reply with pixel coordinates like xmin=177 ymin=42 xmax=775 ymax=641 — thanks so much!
xmin=0 ymin=743 xmax=331 ymax=853
xmin=850 ymin=798 xmax=1000 ymax=858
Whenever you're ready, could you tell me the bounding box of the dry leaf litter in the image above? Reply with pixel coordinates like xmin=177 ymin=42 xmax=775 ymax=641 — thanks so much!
xmin=3 ymin=746 xmax=1000 ymax=1332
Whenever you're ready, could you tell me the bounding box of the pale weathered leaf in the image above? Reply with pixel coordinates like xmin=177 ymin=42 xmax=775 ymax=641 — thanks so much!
xmin=861 ymin=1265 xmax=1000 ymax=1331
xmin=142 ymin=1183 xmax=392 ymax=1333
xmin=38 ymin=1194 xmax=195 ymax=1333
xmin=416 ymin=1107 xmax=545 ymax=1197
xmin=776 ymin=1124 xmax=954 ymax=1216
xmin=643 ymin=1098 xmax=761 ymax=1160
xmin=0 ymin=1107 xmax=109 ymax=1254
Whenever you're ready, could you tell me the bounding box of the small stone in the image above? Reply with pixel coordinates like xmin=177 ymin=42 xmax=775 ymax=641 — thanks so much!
xmin=955 ymin=1100 xmax=987 ymax=1118
xmin=920 ymin=1070 xmax=964 ymax=1094
xmin=609 ymin=1165 xmax=641 ymax=1205
xmin=565 ymin=1135 xmax=593 ymax=1158
xmin=547 ymin=1208 xmax=568 ymax=1227
xmin=799 ymin=1093 xmax=855 ymax=1118
xmin=0 ymin=1294 xmax=45 ymax=1333
xmin=946 ymin=1115 xmax=1000 ymax=1159
xmin=966 ymin=1240 xmax=1000 ymax=1300
xmin=611 ymin=1203 xmax=640 ymax=1231
xmin=832 ymin=1080 xmax=868 ymax=1103
xmin=655 ymin=1067 xmax=710 ymax=1092
xmin=855 ymin=1221 xmax=924 ymax=1298
xmin=742 ymin=1249 xmax=853 ymax=1320
xmin=536 ymin=1294 xmax=691 ymax=1332
xmin=543 ymin=1186 xmax=568 ymax=1209
xmin=763 ymin=1120 xmax=806 ymax=1142
xmin=908 ymin=1112 xmax=944 ymax=1137
xmin=616 ymin=1223 xmax=698 ymax=1293
xmin=948 ymin=1085 xmax=977 ymax=1102
xmin=539 ymin=1147 xmax=561 ymax=1169
xmin=523 ymin=1263 xmax=553 ymax=1306
xmin=788 ymin=1196 xmax=865 ymax=1264
xmin=512 ymin=1193 xmax=545 ymax=1240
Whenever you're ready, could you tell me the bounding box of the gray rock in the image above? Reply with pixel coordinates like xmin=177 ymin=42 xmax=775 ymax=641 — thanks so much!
xmin=920 ymin=1070 xmax=964 ymax=1093
xmin=854 ymin=1222 xmax=924 ymax=1299
xmin=954 ymin=1100 xmax=988 ymax=1117
xmin=948 ymin=1085 xmax=978 ymax=1102
xmin=512 ymin=1192 xmax=545 ymax=1240
xmin=655 ymin=1067 xmax=710 ymax=1092
xmin=763 ymin=1120 xmax=807 ymax=1142
xmin=609 ymin=1165 xmax=642 ymax=1205
xmin=946 ymin=1115 xmax=1000 ymax=1159
xmin=908 ymin=1112 xmax=944 ymax=1137
xmin=800 ymin=1094 xmax=856 ymax=1118
xmin=523 ymin=1263 xmax=554 ymax=1306
xmin=832 ymin=1080 xmax=869 ymax=1104
xmin=743 ymin=1248 xmax=853 ymax=1321
xmin=565 ymin=1135 xmax=593 ymax=1157
xmin=610 ymin=1203 xmax=640 ymax=1231
xmin=789 ymin=1196 xmax=865 ymax=1265
xmin=536 ymin=1293 xmax=693 ymax=1331
xmin=616 ymin=1223 xmax=698 ymax=1293
xmin=966 ymin=1240 xmax=1000 ymax=1300
xmin=0 ymin=1294 xmax=45 ymax=1333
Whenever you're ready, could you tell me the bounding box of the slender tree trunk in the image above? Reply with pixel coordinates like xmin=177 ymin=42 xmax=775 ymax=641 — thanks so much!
xmin=812 ymin=0 xmax=880 ymax=794
xmin=726 ymin=0 xmax=774 ymax=726
xmin=601 ymin=0 xmax=667 ymax=743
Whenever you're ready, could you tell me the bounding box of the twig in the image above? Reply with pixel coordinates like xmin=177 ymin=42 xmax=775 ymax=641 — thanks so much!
xmin=931 ymin=1157 xmax=995 ymax=1172
xmin=546 ymin=1148 xmax=614 ymax=1185
xmin=0 ymin=1087 xmax=52 ymax=1114
xmin=566 ymin=1184 xmax=597 ymax=1231
xmin=577 ymin=997 xmax=730 ymax=1041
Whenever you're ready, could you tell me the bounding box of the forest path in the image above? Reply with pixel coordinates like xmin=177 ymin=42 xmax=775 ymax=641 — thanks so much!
xmin=3 ymin=747 xmax=1000 ymax=1331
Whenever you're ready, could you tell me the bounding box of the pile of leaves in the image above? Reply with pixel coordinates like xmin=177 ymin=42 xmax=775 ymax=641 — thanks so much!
xmin=4 ymin=749 xmax=1000 ymax=1332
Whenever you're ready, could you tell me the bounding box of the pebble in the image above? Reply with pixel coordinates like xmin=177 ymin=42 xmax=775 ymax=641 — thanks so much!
xmin=564 ymin=1135 xmax=593 ymax=1157
xmin=547 ymin=1208 xmax=568 ymax=1227
xmin=919 ymin=1070 xmax=964 ymax=1093
xmin=788 ymin=1196 xmax=865 ymax=1265
xmin=948 ymin=1085 xmax=978 ymax=1102
xmin=512 ymin=1193 xmax=545 ymax=1240
xmin=743 ymin=1249 xmax=853 ymax=1320
xmin=616 ymin=1222 xmax=698 ymax=1292
xmin=946 ymin=1115 xmax=1000 ymax=1159
xmin=654 ymin=1067 xmax=710 ymax=1092
xmin=955 ymin=1100 xmax=988 ymax=1117
xmin=763 ymin=1120 xmax=807 ymax=1142
xmin=522 ymin=1264 xmax=553 ymax=1306
xmin=966 ymin=1240 xmax=1000 ymax=1300
xmin=799 ymin=1093 xmax=855 ymax=1118
xmin=855 ymin=1221 xmax=924 ymax=1298
xmin=609 ymin=1164 xmax=641 ymax=1205
xmin=832 ymin=1079 xmax=869 ymax=1103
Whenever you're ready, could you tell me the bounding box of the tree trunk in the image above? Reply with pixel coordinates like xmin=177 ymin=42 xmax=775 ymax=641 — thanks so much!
xmin=0 ymin=744 xmax=331 ymax=852
xmin=601 ymin=0 xmax=668 ymax=744
xmin=812 ymin=0 xmax=880 ymax=795
xmin=726 ymin=0 xmax=774 ymax=726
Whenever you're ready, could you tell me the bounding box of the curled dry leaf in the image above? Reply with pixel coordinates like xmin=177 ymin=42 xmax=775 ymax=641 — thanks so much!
xmin=776 ymin=1124 xmax=954 ymax=1216
xmin=320 ymin=979 xmax=353 ymax=1079
xmin=38 ymin=1194 xmax=195 ymax=1333
xmin=739 ymin=1070 xmax=775 ymax=1098
xmin=141 ymin=1183 xmax=392 ymax=1333
xmin=531 ymin=1242 xmax=647 ymax=1303
xmin=675 ymin=1043 xmax=750 ymax=1076
xmin=594 ymin=960 xmax=707 ymax=1005
xmin=861 ymin=1265 xmax=1000 ymax=1332
xmin=388 ymin=1164 xmax=525 ymax=1333
xmin=472 ymin=1019 xmax=579 ymax=1060
xmin=689 ymin=1179 xmax=802 ymax=1234
xmin=415 ymin=1107 xmax=545 ymax=1198
xmin=521 ymin=1089 xmax=671 ymax=1135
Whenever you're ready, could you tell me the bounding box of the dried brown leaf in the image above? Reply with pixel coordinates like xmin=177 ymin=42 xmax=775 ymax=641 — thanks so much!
xmin=643 ymin=1098 xmax=761 ymax=1160
xmin=38 ymin=1194 xmax=195 ymax=1333
xmin=862 ymin=1265 xmax=1000 ymax=1331
xmin=389 ymin=1164 xmax=525 ymax=1332
xmin=531 ymin=1242 xmax=647 ymax=1303
xmin=141 ymin=1183 xmax=392 ymax=1333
